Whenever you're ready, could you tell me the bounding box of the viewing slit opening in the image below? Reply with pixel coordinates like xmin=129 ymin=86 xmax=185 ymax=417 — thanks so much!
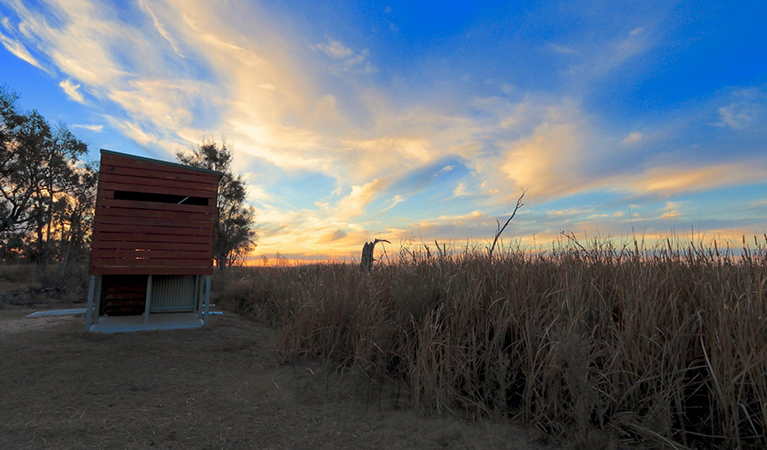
xmin=114 ymin=190 xmax=209 ymax=206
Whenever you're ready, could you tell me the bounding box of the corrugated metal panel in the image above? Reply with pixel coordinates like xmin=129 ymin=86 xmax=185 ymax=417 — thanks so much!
xmin=150 ymin=275 xmax=196 ymax=312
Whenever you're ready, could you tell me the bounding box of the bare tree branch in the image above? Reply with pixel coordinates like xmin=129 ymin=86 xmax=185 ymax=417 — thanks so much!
xmin=488 ymin=189 xmax=526 ymax=260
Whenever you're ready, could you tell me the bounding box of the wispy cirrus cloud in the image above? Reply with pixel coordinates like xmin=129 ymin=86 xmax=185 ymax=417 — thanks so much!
xmin=626 ymin=160 xmax=767 ymax=197
xmin=312 ymin=39 xmax=354 ymax=59
xmin=0 ymin=29 xmax=50 ymax=73
xmin=72 ymin=123 xmax=102 ymax=132
xmin=621 ymin=132 xmax=642 ymax=144
xmin=711 ymin=87 xmax=765 ymax=130
xmin=715 ymin=103 xmax=755 ymax=130
xmin=311 ymin=37 xmax=375 ymax=74
xmin=59 ymin=78 xmax=84 ymax=103
xmin=137 ymin=0 xmax=185 ymax=59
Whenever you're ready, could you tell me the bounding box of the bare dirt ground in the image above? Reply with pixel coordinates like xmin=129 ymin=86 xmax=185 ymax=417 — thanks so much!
xmin=0 ymin=307 xmax=558 ymax=450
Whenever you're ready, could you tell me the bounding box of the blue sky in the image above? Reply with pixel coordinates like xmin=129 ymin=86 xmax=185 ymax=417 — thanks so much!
xmin=1 ymin=0 xmax=766 ymax=261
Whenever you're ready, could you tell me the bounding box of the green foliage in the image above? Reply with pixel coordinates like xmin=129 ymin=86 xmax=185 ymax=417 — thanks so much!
xmin=177 ymin=138 xmax=256 ymax=267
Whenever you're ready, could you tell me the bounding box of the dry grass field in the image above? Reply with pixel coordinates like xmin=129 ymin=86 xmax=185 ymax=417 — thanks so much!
xmin=3 ymin=235 xmax=766 ymax=449
xmin=219 ymin=236 xmax=767 ymax=449
xmin=0 ymin=301 xmax=553 ymax=449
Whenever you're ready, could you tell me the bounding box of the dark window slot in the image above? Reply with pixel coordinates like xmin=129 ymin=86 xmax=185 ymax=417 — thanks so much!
xmin=114 ymin=190 xmax=209 ymax=206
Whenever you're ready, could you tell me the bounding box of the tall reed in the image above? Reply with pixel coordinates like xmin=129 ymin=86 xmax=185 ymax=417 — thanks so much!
xmin=221 ymin=236 xmax=767 ymax=448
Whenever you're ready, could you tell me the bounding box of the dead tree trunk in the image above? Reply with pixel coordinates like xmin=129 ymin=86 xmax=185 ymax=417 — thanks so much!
xmin=360 ymin=238 xmax=390 ymax=271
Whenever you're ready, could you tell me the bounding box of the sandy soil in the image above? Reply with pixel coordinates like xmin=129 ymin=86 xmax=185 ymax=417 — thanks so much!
xmin=0 ymin=309 xmax=557 ymax=450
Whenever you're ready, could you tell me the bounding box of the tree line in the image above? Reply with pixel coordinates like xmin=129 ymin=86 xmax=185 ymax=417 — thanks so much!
xmin=0 ymin=85 xmax=255 ymax=288
xmin=0 ymin=86 xmax=95 ymax=285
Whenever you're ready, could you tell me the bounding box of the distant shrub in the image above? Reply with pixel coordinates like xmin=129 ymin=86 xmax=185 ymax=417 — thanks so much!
xmin=0 ymin=264 xmax=37 ymax=283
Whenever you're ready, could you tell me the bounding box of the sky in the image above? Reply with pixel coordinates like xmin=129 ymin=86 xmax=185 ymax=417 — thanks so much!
xmin=1 ymin=0 xmax=766 ymax=262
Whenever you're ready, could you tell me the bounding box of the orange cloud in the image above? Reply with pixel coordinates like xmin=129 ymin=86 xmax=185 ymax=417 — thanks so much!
xmin=628 ymin=161 xmax=767 ymax=196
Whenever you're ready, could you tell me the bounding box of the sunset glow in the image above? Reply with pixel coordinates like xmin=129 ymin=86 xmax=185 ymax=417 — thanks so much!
xmin=1 ymin=0 xmax=765 ymax=262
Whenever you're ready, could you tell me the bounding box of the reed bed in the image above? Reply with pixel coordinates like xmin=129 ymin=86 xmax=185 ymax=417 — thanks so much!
xmin=220 ymin=236 xmax=767 ymax=448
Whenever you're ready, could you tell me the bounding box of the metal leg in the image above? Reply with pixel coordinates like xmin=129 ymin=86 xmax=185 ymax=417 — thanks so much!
xmin=85 ymin=275 xmax=95 ymax=332
xmin=93 ymin=275 xmax=102 ymax=325
xmin=144 ymin=275 xmax=153 ymax=324
xmin=195 ymin=275 xmax=201 ymax=318
xmin=196 ymin=275 xmax=203 ymax=320
xmin=204 ymin=275 xmax=211 ymax=326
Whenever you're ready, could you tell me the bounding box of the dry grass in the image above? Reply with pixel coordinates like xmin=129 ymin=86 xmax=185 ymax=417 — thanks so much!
xmin=223 ymin=235 xmax=767 ymax=449
xmin=0 ymin=263 xmax=90 ymax=308
xmin=0 ymin=264 xmax=38 ymax=283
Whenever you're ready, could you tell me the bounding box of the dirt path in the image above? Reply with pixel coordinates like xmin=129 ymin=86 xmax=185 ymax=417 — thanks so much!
xmin=0 ymin=309 xmax=556 ymax=450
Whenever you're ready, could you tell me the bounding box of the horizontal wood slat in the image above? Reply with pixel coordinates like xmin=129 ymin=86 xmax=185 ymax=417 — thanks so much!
xmin=93 ymin=151 xmax=220 ymax=276
xmin=93 ymin=223 xmax=213 ymax=237
xmin=91 ymin=258 xmax=211 ymax=267
xmin=96 ymin=198 xmax=216 ymax=214
xmin=95 ymin=191 xmax=115 ymax=201
xmin=97 ymin=181 xmax=216 ymax=200
xmin=95 ymin=206 xmax=214 ymax=222
xmin=94 ymin=232 xmax=213 ymax=244
xmin=92 ymin=266 xmax=214 ymax=276
xmin=98 ymin=172 xmax=218 ymax=192
xmin=91 ymin=249 xmax=212 ymax=259
xmin=95 ymin=215 xmax=213 ymax=229
xmin=101 ymin=155 xmax=221 ymax=181
xmin=92 ymin=241 xmax=213 ymax=252
xmin=100 ymin=163 xmax=219 ymax=184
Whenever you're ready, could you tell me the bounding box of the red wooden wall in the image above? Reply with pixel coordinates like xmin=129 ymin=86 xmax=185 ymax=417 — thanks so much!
xmin=90 ymin=150 xmax=222 ymax=276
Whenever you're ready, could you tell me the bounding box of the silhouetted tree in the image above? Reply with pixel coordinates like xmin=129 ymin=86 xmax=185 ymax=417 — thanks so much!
xmin=176 ymin=139 xmax=256 ymax=268
xmin=0 ymin=86 xmax=96 ymax=280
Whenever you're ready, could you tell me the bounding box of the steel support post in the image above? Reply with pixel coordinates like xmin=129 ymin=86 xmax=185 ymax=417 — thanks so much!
xmin=204 ymin=275 xmax=211 ymax=326
xmin=85 ymin=275 xmax=95 ymax=332
xmin=144 ymin=275 xmax=153 ymax=324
